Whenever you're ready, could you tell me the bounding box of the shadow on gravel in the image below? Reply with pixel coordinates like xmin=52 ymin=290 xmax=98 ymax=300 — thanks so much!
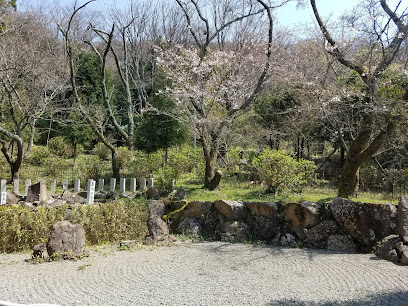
xmin=267 ymin=290 xmax=408 ymax=306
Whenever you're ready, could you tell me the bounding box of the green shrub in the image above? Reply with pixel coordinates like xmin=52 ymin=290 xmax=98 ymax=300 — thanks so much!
xmin=130 ymin=150 xmax=162 ymax=178
xmin=155 ymin=164 xmax=175 ymax=193
xmin=48 ymin=136 xmax=69 ymax=157
xmin=0 ymin=199 xmax=149 ymax=253
xmin=94 ymin=142 xmax=111 ymax=161
xmin=44 ymin=156 xmax=70 ymax=178
xmin=116 ymin=146 xmax=133 ymax=170
xmin=168 ymin=145 xmax=196 ymax=181
xmin=25 ymin=145 xmax=50 ymax=166
xmin=253 ymin=149 xmax=317 ymax=194
xmin=75 ymin=154 xmax=107 ymax=182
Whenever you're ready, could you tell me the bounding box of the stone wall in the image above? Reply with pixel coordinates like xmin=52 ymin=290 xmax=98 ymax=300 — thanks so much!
xmin=165 ymin=197 xmax=400 ymax=254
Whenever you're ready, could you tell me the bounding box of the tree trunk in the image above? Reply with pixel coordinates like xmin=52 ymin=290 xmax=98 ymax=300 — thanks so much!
xmin=111 ymin=150 xmax=120 ymax=180
xmin=338 ymin=159 xmax=360 ymax=198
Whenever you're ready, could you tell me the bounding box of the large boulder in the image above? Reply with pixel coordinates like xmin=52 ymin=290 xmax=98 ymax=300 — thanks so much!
xmin=397 ymin=196 xmax=408 ymax=243
xmin=376 ymin=235 xmax=401 ymax=262
xmin=147 ymin=216 xmax=169 ymax=239
xmin=46 ymin=221 xmax=86 ymax=258
xmin=284 ymin=201 xmax=320 ymax=229
xmin=303 ymin=220 xmax=339 ymax=248
xmin=331 ymin=197 xmax=397 ymax=247
xmin=214 ymin=200 xmax=247 ymax=219
xmin=61 ymin=191 xmax=86 ymax=204
xmin=184 ymin=201 xmax=213 ymax=217
xmin=6 ymin=191 xmax=20 ymax=205
xmin=148 ymin=200 xmax=165 ymax=217
xmin=221 ymin=221 xmax=250 ymax=242
xmin=246 ymin=201 xmax=278 ymax=216
xmin=178 ymin=217 xmax=202 ymax=235
xmin=247 ymin=215 xmax=283 ymax=242
xmin=326 ymin=234 xmax=357 ymax=253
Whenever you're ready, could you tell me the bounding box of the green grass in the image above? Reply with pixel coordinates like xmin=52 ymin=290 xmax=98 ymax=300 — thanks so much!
xmin=178 ymin=178 xmax=398 ymax=204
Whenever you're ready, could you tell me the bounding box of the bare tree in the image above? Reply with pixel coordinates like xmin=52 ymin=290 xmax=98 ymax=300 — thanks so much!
xmin=311 ymin=0 xmax=408 ymax=197
xmin=0 ymin=10 xmax=64 ymax=181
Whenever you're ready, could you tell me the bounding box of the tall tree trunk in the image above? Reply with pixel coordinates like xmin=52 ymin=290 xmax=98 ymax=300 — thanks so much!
xmin=111 ymin=150 xmax=120 ymax=180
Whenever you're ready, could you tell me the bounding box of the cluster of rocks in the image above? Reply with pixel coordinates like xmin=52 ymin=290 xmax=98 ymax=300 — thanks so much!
xmin=158 ymin=196 xmax=408 ymax=261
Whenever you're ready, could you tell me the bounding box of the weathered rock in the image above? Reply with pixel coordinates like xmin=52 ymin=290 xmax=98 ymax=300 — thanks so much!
xmin=178 ymin=217 xmax=202 ymax=235
xmin=119 ymin=192 xmax=133 ymax=199
xmin=46 ymin=221 xmax=86 ymax=258
xmin=327 ymin=235 xmax=357 ymax=253
xmin=146 ymin=187 xmax=159 ymax=200
xmin=32 ymin=243 xmax=49 ymax=260
xmin=46 ymin=199 xmax=66 ymax=207
xmin=214 ymin=200 xmax=247 ymax=219
xmin=147 ymin=215 xmax=168 ymax=239
xmin=221 ymin=221 xmax=250 ymax=242
xmin=395 ymin=241 xmax=408 ymax=257
xmin=77 ymin=191 xmax=88 ymax=198
xmin=175 ymin=186 xmax=186 ymax=200
xmin=397 ymin=196 xmax=408 ymax=242
xmin=202 ymin=209 xmax=226 ymax=238
xmin=61 ymin=191 xmax=86 ymax=204
xmin=94 ymin=191 xmax=109 ymax=200
xmin=284 ymin=201 xmax=320 ymax=229
xmin=184 ymin=201 xmax=213 ymax=217
xmin=401 ymin=251 xmax=408 ymax=265
xmin=207 ymin=170 xmax=223 ymax=190
xmin=280 ymin=233 xmax=297 ymax=247
xmin=26 ymin=181 xmax=49 ymax=202
xmin=6 ymin=191 xmax=20 ymax=205
xmin=149 ymin=200 xmax=165 ymax=217
xmin=247 ymin=215 xmax=283 ymax=242
xmin=331 ymin=197 xmax=397 ymax=247
xmin=375 ymin=234 xmax=401 ymax=262
xmin=304 ymin=221 xmax=339 ymax=248
xmin=246 ymin=201 xmax=278 ymax=216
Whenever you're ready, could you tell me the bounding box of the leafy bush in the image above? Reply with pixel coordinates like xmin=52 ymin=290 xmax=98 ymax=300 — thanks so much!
xmin=253 ymin=149 xmax=317 ymax=194
xmin=129 ymin=150 xmax=162 ymax=178
xmin=48 ymin=136 xmax=69 ymax=157
xmin=25 ymin=145 xmax=50 ymax=166
xmin=94 ymin=142 xmax=111 ymax=161
xmin=44 ymin=156 xmax=70 ymax=178
xmin=75 ymin=154 xmax=107 ymax=182
xmin=168 ymin=145 xmax=196 ymax=181
xmin=116 ymin=146 xmax=133 ymax=170
xmin=155 ymin=164 xmax=175 ymax=193
xmin=0 ymin=199 xmax=148 ymax=253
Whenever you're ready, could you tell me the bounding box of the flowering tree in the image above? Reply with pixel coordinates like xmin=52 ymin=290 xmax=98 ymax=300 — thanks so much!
xmin=311 ymin=0 xmax=408 ymax=197
xmin=156 ymin=0 xmax=281 ymax=189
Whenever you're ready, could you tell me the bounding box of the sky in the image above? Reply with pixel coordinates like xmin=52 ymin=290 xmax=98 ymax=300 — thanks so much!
xmin=21 ymin=0 xmax=359 ymax=29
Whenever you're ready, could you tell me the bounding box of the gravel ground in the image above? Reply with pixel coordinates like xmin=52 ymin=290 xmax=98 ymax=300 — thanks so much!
xmin=1 ymin=241 xmax=408 ymax=306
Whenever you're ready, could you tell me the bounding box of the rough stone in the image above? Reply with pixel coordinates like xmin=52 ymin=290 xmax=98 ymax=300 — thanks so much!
xmin=146 ymin=187 xmax=159 ymax=200
xmin=46 ymin=221 xmax=86 ymax=258
xmin=147 ymin=215 xmax=169 ymax=239
xmin=331 ymin=197 xmax=397 ymax=247
xmin=327 ymin=234 xmax=357 ymax=253
xmin=401 ymin=250 xmax=408 ymax=265
xmin=246 ymin=201 xmax=278 ymax=216
xmin=32 ymin=243 xmax=49 ymax=260
xmin=149 ymin=200 xmax=165 ymax=217
xmin=202 ymin=209 xmax=226 ymax=238
xmin=395 ymin=241 xmax=408 ymax=257
xmin=247 ymin=215 xmax=282 ymax=242
xmin=26 ymin=181 xmax=49 ymax=202
xmin=304 ymin=220 xmax=339 ymax=248
xmin=280 ymin=233 xmax=297 ymax=247
xmin=175 ymin=186 xmax=186 ymax=201
xmin=61 ymin=191 xmax=86 ymax=204
xmin=214 ymin=200 xmax=247 ymax=219
xmin=397 ymin=196 xmax=408 ymax=242
xmin=221 ymin=221 xmax=250 ymax=242
xmin=94 ymin=191 xmax=109 ymax=200
xmin=284 ymin=201 xmax=320 ymax=229
xmin=178 ymin=217 xmax=202 ymax=235
xmin=375 ymin=234 xmax=401 ymax=262
xmin=6 ymin=191 xmax=20 ymax=205
xmin=184 ymin=201 xmax=213 ymax=217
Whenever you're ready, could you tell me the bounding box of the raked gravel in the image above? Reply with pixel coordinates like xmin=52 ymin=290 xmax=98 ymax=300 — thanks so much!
xmin=1 ymin=241 xmax=408 ymax=306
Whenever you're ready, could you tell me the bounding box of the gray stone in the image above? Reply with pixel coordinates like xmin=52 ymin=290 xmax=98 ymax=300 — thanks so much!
xmin=74 ymin=179 xmax=80 ymax=192
xmin=214 ymin=200 xmax=246 ymax=219
xmin=147 ymin=215 xmax=168 ymax=239
xmin=395 ymin=241 xmax=408 ymax=257
xmin=331 ymin=197 xmax=397 ymax=247
xmin=246 ymin=201 xmax=278 ymax=216
xmin=140 ymin=178 xmax=147 ymax=192
xmin=280 ymin=233 xmax=297 ymax=247
xmin=221 ymin=221 xmax=250 ymax=242
xmin=6 ymin=191 xmax=20 ymax=205
xmin=148 ymin=200 xmax=165 ymax=217
xmin=178 ymin=217 xmax=202 ymax=235
xmin=50 ymin=180 xmax=56 ymax=195
xmin=110 ymin=178 xmax=116 ymax=192
xmin=375 ymin=234 xmax=401 ymax=262
xmin=129 ymin=178 xmax=137 ymax=193
xmin=327 ymin=234 xmax=357 ymax=253
xmin=61 ymin=191 xmax=86 ymax=204
xmin=401 ymin=250 xmax=408 ymax=265
xmin=397 ymin=196 xmax=408 ymax=242
xmin=304 ymin=220 xmax=339 ymax=248
xmin=46 ymin=221 xmax=86 ymax=258
xmin=32 ymin=243 xmax=49 ymax=260
xmin=26 ymin=181 xmax=49 ymax=203
xmin=146 ymin=187 xmax=159 ymax=200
